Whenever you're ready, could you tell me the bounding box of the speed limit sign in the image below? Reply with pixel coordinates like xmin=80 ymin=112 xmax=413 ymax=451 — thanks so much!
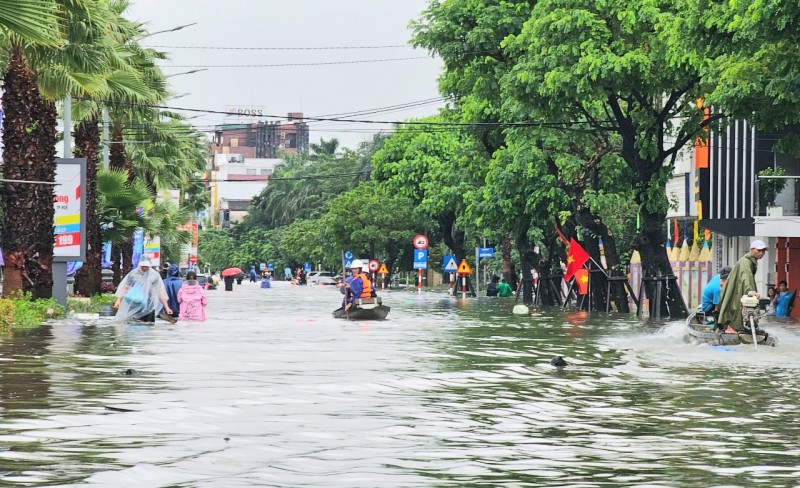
xmin=368 ymin=259 xmax=380 ymax=272
xmin=413 ymin=234 xmax=429 ymax=250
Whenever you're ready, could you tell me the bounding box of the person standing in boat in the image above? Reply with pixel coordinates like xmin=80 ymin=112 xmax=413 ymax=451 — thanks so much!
xmin=717 ymin=240 xmax=768 ymax=332
xmin=345 ymin=260 xmax=374 ymax=312
xmin=699 ymin=266 xmax=731 ymax=315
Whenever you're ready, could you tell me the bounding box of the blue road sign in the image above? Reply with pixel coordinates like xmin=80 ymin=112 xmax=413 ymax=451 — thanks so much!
xmin=478 ymin=247 xmax=495 ymax=258
xmin=260 ymin=262 xmax=266 ymax=271
xmin=413 ymin=249 xmax=428 ymax=269
xmin=268 ymin=262 xmax=274 ymax=271
xmin=303 ymin=262 xmax=311 ymax=272
xmin=344 ymin=250 xmax=353 ymax=260
xmin=443 ymin=255 xmax=458 ymax=272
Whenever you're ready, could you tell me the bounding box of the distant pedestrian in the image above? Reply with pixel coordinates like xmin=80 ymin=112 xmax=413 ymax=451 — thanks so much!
xmin=178 ymin=270 xmax=207 ymax=321
xmin=249 ymin=265 xmax=258 ymax=282
xmin=486 ymin=276 xmax=499 ymax=297
xmin=497 ymin=278 xmax=513 ymax=298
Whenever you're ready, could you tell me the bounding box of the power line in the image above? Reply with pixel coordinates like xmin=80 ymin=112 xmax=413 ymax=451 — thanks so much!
xmin=164 ymin=56 xmax=433 ymax=68
xmin=309 ymin=97 xmax=448 ymax=119
xmin=151 ymin=44 xmax=411 ymax=51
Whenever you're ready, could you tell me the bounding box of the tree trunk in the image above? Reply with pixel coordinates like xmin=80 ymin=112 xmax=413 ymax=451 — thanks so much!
xmin=30 ymin=97 xmax=58 ymax=299
xmin=73 ymin=116 xmax=102 ymax=296
xmin=635 ymin=208 xmax=688 ymax=318
xmin=111 ymin=244 xmax=122 ymax=285
xmin=1 ymin=46 xmax=46 ymax=297
xmin=121 ymin=241 xmax=133 ymax=278
xmin=501 ymin=232 xmax=516 ymax=290
xmin=515 ymin=232 xmax=535 ymax=305
xmin=438 ymin=212 xmax=466 ymax=260
xmin=109 ymin=119 xmax=129 ymax=174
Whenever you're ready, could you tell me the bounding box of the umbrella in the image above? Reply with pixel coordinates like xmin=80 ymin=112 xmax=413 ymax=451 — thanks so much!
xmin=222 ymin=267 xmax=243 ymax=277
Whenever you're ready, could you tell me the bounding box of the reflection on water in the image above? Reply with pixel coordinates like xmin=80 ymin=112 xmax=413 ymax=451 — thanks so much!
xmin=1 ymin=283 xmax=800 ymax=486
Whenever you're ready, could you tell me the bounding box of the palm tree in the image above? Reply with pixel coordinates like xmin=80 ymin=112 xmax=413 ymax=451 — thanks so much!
xmin=0 ymin=1 xmax=59 ymax=45
xmin=69 ymin=1 xmax=154 ymax=296
xmin=96 ymin=169 xmax=151 ymax=284
xmin=1 ymin=0 xmax=120 ymax=297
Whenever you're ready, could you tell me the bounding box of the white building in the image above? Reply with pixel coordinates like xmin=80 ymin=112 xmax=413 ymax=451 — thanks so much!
xmin=210 ymin=153 xmax=283 ymax=227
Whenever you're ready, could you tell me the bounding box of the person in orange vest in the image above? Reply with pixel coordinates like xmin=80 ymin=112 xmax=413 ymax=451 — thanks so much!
xmin=345 ymin=260 xmax=374 ymax=311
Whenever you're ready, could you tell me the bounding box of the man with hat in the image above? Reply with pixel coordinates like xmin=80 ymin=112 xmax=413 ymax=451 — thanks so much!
xmin=717 ymin=240 xmax=768 ymax=332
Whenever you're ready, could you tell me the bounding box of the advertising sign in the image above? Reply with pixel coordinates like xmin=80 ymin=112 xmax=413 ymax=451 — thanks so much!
xmin=143 ymin=235 xmax=161 ymax=266
xmin=53 ymin=158 xmax=86 ymax=262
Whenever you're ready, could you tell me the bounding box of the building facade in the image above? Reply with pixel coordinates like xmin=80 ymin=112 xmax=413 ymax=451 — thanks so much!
xmin=209 ymin=153 xmax=282 ymax=228
xmin=695 ymin=121 xmax=800 ymax=314
xmin=210 ymin=112 xmax=309 ymax=158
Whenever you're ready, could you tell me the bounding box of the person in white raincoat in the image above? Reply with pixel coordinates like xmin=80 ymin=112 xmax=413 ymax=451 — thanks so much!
xmin=113 ymin=259 xmax=173 ymax=322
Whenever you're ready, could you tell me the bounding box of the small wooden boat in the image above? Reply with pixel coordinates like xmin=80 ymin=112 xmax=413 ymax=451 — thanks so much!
xmin=333 ymin=297 xmax=390 ymax=320
xmin=686 ymin=295 xmax=776 ymax=347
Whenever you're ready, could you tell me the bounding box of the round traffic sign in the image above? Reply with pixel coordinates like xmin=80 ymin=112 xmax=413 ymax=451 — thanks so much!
xmin=189 ymin=255 xmax=197 ymax=265
xmin=413 ymin=234 xmax=429 ymax=250
xmin=368 ymin=259 xmax=380 ymax=272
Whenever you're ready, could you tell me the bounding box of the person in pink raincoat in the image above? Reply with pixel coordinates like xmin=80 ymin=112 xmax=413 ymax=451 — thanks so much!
xmin=178 ymin=270 xmax=208 ymax=321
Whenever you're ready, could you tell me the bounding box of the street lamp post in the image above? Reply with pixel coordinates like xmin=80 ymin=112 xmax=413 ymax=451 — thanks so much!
xmin=142 ymin=22 xmax=197 ymax=39
xmin=165 ymin=68 xmax=209 ymax=78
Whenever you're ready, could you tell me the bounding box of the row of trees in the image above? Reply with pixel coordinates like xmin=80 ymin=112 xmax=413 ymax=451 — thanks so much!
xmin=1 ymin=0 xmax=209 ymax=298
xmin=202 ymin=1 xmax=800 ymax=317
xmin=199 ymin=136 xmax=422 ymax=280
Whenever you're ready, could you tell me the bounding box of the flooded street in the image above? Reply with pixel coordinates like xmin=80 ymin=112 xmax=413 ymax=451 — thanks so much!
xmin=2 ymin=282 xmax=800 ymax=486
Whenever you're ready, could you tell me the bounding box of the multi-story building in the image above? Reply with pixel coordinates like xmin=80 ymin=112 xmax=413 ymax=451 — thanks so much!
xmin=210 ymin=112 xmax=309 ymax=158
xmin=694 ymin=121 xmax=800 ymax=315
xmin=209 ymin=153 xmax=283 ymax=228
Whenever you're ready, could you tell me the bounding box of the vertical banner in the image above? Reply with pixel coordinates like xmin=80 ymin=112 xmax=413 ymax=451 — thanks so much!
xmin=53 ymin=158 xmax=87 ymax=262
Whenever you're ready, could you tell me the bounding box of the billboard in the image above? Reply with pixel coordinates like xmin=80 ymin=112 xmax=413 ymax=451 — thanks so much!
xmin=53 ymin=158 xmax=86 ymax=262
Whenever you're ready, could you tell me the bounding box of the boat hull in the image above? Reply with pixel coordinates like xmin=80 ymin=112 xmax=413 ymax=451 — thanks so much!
xmin=332 ymin=305 xmax=390 ymax=320
xmin=686 ymin=311 xmax=776 ymax=347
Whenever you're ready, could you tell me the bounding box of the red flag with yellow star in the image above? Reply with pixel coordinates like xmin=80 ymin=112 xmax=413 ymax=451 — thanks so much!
xmin=575 ymin=268 xmax=589 ymax=295
xmin=564 ymin=238 xmax=590 ymax=282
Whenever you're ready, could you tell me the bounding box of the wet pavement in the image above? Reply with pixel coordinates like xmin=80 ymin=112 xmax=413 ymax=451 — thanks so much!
xmin=2 ymin=280 xmax=800 ymax=486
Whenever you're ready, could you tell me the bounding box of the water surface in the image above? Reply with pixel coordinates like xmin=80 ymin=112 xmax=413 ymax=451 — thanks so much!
xmin=1 ymin=281 xmax=799 ymax=486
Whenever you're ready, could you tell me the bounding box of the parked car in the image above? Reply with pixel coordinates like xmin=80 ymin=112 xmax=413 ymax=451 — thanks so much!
xmin=306 ymin=271 xmax=335 ymax=285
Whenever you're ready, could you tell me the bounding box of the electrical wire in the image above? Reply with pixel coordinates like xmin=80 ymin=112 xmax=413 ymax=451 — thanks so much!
xmin=165 ymin=56 xmax=433 ymax=68
xmin=150 ymin=44 xmax=411 ymax=51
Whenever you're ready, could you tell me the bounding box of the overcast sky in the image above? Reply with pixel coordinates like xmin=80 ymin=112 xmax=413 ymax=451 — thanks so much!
xmin=126 ymin=0 xmax=444 ymax=149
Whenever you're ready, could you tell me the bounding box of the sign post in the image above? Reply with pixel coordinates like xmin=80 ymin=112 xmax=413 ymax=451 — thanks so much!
xmin=475 ymin=247 xmax=494 ymax=295
xmin=413 ymin=248 xmax=428 ymax=293
xmin=413 ymin=236 xmax=429 ymax=293
xmin=378 ymin=262 xmax=389 ymax=289
xmin=457 ymin=259 xmax=473 ymax=300
xmin=53 ymin=158 xmax=87 ymax=306
xmin=443 ymin=255 xmax=457 ymax=296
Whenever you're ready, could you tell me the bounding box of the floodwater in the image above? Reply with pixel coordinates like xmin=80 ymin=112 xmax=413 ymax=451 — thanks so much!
xmin=2 ymin=282 xmax=800 ymax=487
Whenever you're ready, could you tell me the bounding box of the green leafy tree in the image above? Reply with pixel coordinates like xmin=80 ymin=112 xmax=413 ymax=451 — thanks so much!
xmin=324 ymin=181 xmax=419 ymax=281
xmin=496 ymin=0 xmax=724 ymax=317
xmin=372 ymin=115 xmax=486 ymax=261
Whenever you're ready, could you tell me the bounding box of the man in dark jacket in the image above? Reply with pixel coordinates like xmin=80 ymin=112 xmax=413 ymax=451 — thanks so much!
xmin=163 ymin=264 xmax=183 ymax=318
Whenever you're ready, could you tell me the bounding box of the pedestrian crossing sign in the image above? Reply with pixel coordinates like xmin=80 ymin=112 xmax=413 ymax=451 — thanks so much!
xmin=457 ymin=259 xmax=472 ymax=275
xmin=378 ymin=263 xmax=389 ymax=274
xmin=443 ymin=256 xmax=458 ymax=272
